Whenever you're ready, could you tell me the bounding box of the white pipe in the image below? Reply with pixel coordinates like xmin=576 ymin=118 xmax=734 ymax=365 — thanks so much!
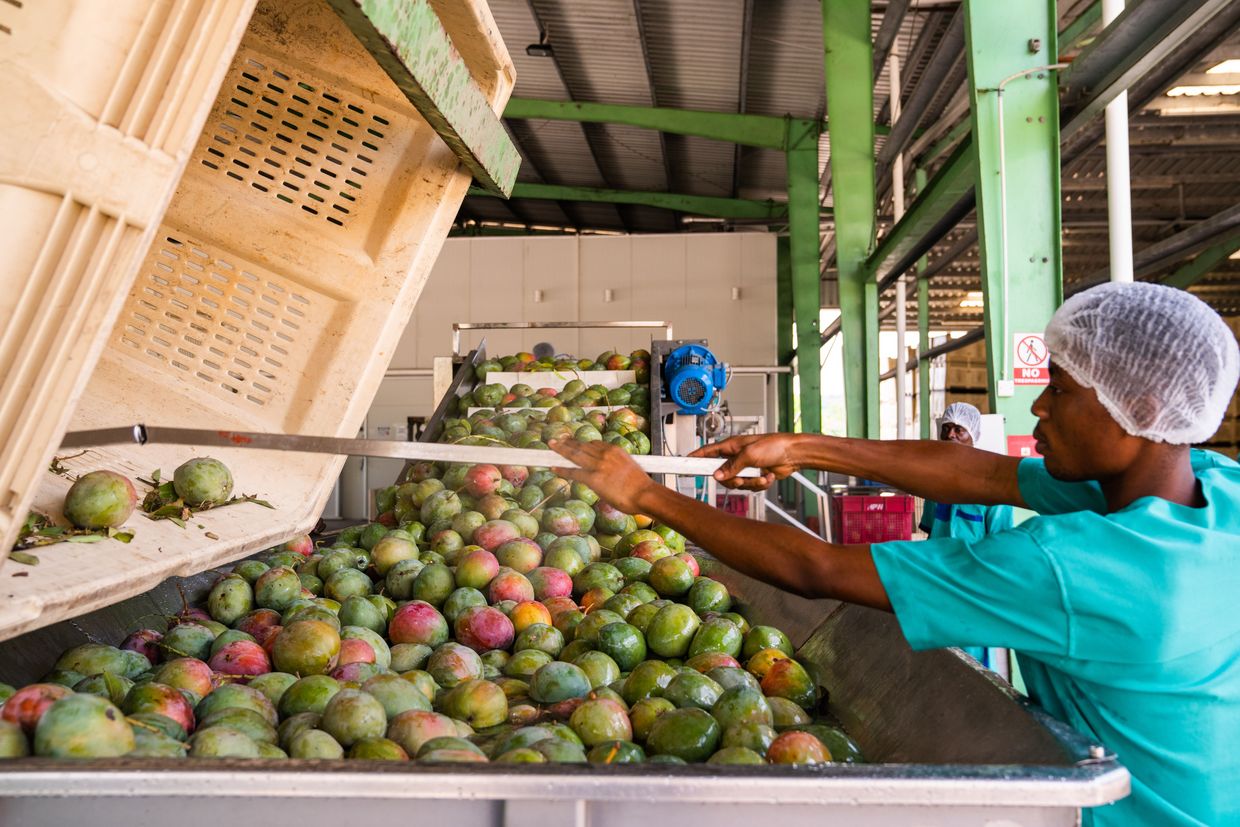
xmin=890 ymin=54 xmax=908 ymax=439
xmin=1102 ymin=0 xmax=1134 ymax=283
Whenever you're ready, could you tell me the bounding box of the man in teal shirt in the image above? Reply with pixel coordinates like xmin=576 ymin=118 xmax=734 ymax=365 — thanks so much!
xmin=551 ymin=283 xmax=1240 ymax=826
xmin=918 ymin=402 xmax=1013 ymax=664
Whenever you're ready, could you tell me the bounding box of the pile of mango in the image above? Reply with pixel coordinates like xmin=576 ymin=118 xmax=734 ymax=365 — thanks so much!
xmin=0 ymin=351 xmax=861 ymax=767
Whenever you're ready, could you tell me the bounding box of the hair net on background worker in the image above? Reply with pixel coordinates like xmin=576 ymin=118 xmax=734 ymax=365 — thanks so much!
xmin=941 ymin=402 xmax=983 ymax=443
xmin=532 ymin=342 xmax=556 ymax=361
xmin=1044 ymin=282 xmax=1240 ymax=444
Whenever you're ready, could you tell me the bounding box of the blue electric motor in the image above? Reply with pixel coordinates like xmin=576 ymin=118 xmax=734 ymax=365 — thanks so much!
xmin=664 ymin=343 xmax=729 ymax=415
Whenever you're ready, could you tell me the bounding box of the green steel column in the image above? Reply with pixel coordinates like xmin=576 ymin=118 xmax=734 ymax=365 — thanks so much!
xmin=916 ymin=165 xmax=931 ymax=440
xmin=786 ymin=137 xmax=824 ymax=435
xmin=775 ymin=236 xmax=795 ymax=434
xmin=823 ymin=0 xmax=877 ymax=439
xmin=964 ymin=0 xmax=1063 ymax=437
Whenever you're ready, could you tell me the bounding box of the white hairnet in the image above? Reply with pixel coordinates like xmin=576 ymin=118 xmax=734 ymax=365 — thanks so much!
xmin=941 ymin=402 xmax=982 ymax=443
xmin=1044 ymin=282 xmax=1240 ymax=444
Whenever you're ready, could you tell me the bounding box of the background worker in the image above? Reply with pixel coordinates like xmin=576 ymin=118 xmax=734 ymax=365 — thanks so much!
xmin=550 ymin=282 xmax=1240 ymax=827
xmin=919 ymin=401 xmax=1013 ymax=665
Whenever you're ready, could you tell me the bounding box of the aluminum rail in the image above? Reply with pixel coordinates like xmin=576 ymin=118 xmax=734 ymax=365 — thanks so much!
xmin=452 ymin=321 xmax=673 ymax=355
xmin=59 ymin=425 xmax=761 ymax=479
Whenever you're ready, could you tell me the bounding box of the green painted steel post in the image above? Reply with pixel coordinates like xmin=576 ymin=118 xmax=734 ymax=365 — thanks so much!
xmin=776 ymin=236 xmax=795 ymax=435
xmin=915 ymin=169 xmax=932 ymax=440
xmin=963 ymin=0 xmax=1063 ymax=438
xmin=823 ymin=0 xmax=877 ymax=439
xmin=786 ymin=136 xmax=824 ymax=436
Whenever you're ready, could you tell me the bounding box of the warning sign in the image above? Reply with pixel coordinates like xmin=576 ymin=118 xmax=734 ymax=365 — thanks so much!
xmin=1013 ymin=332 xmax=1049 ymax=386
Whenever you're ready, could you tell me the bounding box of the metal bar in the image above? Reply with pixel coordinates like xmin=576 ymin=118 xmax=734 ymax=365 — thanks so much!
xmin=730 ymin=366 xmax=794 ymax=374
xmin=872 ymin=0 xmax=912 ymax=81
xmin=468 ymin=183 xmax=792 ymax=221
xmin=1161 ymin=233 xmax=1240 ymax=290
xmin=776 ymin=237 xmax=795 ymax=435
xmin=1059 ymin=0 xmax=1236 ymax=140
xmin=733 ymin=0 xmax=755 ymax=197
xmin=505 ymin=98 xmax=801 ymax=151
xmin=920 ymin=328 xmax=985 ymax=363
xmin=1058 ymin=0 xmax=1102 ymax=54
xmin=326 ymin=0 xmax=519 ymax=196
xmin=823 ymin=0 xmax=877 ymax=439
xmin=761 ymin=496 xmax=822 ymax=539
xmin=964 ymin=0 xmax=1063 ymax=437
xmin=1101 ymin=0 xmax=1134 ymax=284
xmin=384 ymin=368 xmax=434 ymax=378
xmin=877 ymin=10 xmax=965 ymax=167
xmin=60 ymin=426 xmax=761 ymax=479
xmin=1074 ymin=203 xmax=1240 ymax=290
xmin=787 ymin=139 xmax=824 ymax=435
xmin=868 ymin=139 xmax=976 ymax=285
xmin=915 ymin=167 xmax=932 ymax=441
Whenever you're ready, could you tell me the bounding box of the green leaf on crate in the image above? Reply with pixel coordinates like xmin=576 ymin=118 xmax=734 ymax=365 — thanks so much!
xmin=151 ymin=469 xmax=161 ymax=485
xmin=9 ymin=552 xmax=40 ymax=566
xmin=67 ymin=534 xmax=105 ymax=543
xmin=108 ymin=528 xmax=135 ymax=543
xmin=36 ymin=526 xmax=66 ymax=537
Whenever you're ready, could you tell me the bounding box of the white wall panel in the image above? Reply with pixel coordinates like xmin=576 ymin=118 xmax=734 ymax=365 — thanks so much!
xmin=378 ymin=232 xmax=777 ymax=432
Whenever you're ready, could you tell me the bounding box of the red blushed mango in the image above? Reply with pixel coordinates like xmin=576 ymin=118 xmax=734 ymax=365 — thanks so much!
xmin=455 ymin=548 xmax=500 ymax=590
xmin=509 ymin=601 xmax=552 ymax=633
xmin=473 ymin=520 xmax=521 ymax=551
xmin=746 ymin=647 xmax=792 ymax=681
xmin=675 ymin=553 xmax=700 ymax=577
xmin=1 ymin=684 xmax=73 ymax=734
xmin=631 ymin=542 xmax=672 ymax=564
xmin=767 ymin=730 xmax=830 ymax=764
xmin=685 ymin=652 xmax=741 ymax=673
xmin=528 ymin=567 xmax=574 ymax=601
xmin=388 ymin=601 xmax=449 ymax=647
xmin=335 ymin=637 xmax=377 ymax=666
xmin=495 ymin=538 xmax=543 ymax=574
xmin=542 ymin=595 xmax=579 ymax=621
xmin=122 ymin=683 xmax=196 ymax=734
xmin=488 ymin=569 xmax=535 ymax=604
xmin=454 ymin=606 xmax=515 ymax=653
xmin=760 ymin=658 xmax=818 ymax=710
xmin=463 ymin=464 xmax=502 ymax=498
xmin=154 ymin=658 xmax=214 ymax=698
xmin=208 ymin=640 xmax=272 ymax=680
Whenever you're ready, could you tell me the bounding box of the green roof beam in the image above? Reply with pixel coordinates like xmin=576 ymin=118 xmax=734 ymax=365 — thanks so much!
xmin=468 ymin=182 xmax=803 ymax=221
xmin=1162 ymin=233 xmax=1240 ymax=290
xmin=505 ymin=98 xmax=891 ymax=150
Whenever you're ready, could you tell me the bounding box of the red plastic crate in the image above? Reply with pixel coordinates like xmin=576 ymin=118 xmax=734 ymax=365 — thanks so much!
xmin=831 ymin=494 xmax=914 ymax=544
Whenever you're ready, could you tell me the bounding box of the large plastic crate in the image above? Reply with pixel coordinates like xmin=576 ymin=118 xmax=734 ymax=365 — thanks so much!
xmin=830 ymin=493 xmax=915 ymax=544
xmin=0 ymin=0 xmax=514 ymax=640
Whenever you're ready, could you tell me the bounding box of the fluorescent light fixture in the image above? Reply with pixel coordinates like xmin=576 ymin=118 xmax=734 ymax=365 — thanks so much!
xmin=1206 ymin=59 xmax=1240 ymax=74
xmin=1166 ymin=84 xmax=1240 ymax=97
xmin=959 ymin=291 xmax=984 ymax=309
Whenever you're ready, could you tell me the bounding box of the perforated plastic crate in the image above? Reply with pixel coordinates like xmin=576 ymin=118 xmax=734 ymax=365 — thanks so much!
xmin=831 ymin=493 xmax=915 ymax=545
xmin=0 ymin=0 xmax=514 ymax=640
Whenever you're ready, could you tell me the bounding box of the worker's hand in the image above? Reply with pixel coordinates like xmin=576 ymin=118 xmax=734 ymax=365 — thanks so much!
xmin=548 ymin=439 xmax=656 ymax=515
xmin=690 ymin=433 xmax=801 ymax=491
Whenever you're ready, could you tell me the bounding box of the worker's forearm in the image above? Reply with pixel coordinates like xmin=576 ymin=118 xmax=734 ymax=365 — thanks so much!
xmin=633 ymin=484 xmax=890 ymax=611
xmin=787 ymin=434 xmax=1026 ymax=508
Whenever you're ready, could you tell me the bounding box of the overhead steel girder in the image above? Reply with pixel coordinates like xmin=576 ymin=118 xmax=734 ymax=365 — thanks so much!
xmin=467 ymin=183 xmax=800 ymax=221
xmin=504 ymin=98 xmax=890 ymax=151
xmin=505 ymin=98 xmax=809 ymax=151
xmin=1162 ymin=234 xmax=1240 ymax=290
xmin=1059 ymin=0 xmax=1237 ymax=140
xmin=787 ymin=139 xmax=825 ymax=437
xmin=776 ymin=237 xmax=795 ymax=435
xmin=964 ymin=0 xmax=1063 ymax=437
xmin=824 ymin=0 xmax=878 ymax=439
xmin=328 ymin=0 xmax=519 ymax=196
xmin=867 ymin=140 xmax=976 ymax=286
xmin=1058 ymin=0 xmax=1101 ymax=55
xmin=1073 ymin=202 xmax=1240 ymax=292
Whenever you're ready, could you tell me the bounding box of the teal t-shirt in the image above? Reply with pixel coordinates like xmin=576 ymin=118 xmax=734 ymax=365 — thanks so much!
xmin=919 ymin=501 xmax=1015 ymax=543
xmin=871 ymin=449 xmax=1240 ymax=827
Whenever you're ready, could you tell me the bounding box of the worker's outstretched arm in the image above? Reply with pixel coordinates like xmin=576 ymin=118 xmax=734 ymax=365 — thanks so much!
xmin=691 ymin=433 xmax=1027 ymax=509
xmin=549 ymin=440 xmax=890 ymax=611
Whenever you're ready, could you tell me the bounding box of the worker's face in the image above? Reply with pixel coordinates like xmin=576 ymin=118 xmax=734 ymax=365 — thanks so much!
xmin=939 ymin=422 xmax=974 ymax=446
xmin=1031 ymin=362 xmax=1142 ymax=481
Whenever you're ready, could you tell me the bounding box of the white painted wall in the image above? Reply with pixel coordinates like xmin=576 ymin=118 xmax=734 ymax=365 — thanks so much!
xmin=360 ymin=232 xmax=777 ymax=489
